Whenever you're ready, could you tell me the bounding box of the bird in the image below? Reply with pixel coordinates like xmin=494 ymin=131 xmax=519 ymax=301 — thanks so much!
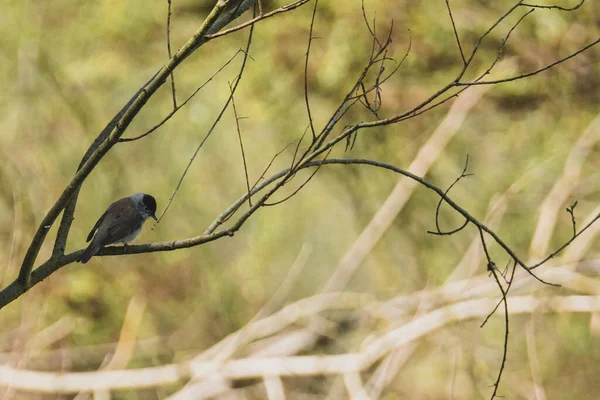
xmin=78 ymin=193 xmax=158 ymax=264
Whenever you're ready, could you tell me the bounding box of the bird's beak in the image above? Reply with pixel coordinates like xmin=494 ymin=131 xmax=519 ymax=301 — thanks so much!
xmin=151 ymin=214 xmax=158 ymax=221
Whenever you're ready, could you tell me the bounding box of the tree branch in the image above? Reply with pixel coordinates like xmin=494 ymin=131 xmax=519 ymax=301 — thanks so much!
xmin=0 ymin=294 xmax=598 ymax=393
xmin=18 ymin=0 xmax=258 ymax=288
xmin=6 ymin=154 xmax=597 ymax=308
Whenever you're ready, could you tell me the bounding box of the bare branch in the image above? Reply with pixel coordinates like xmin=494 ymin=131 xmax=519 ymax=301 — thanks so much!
xmin=530 ymin=210 xmax=600 ymax=270
xmin=343 ymin=372 xmax=370 ymax=400
xmin=445 ymin=0 xmax=466 ymax=65
xmin=474 ymin=8 xmax=535 ymax=81
xmin=205 ymin=0 xmax=311 ymax=40
xmin=304 ymin=0 xmax=320 ymax=141
xmin=157 ymin=18 xmax=256 ymax=222
xmin=120 ymin=49 xmax=245 ymax=143
xmin=230 ymin=85 xmax=252 ymax=207
xmin=5 ymin=150 xmax=580 ymax=310
xmin=360 ymin=0 xmax=381 ymax=51
xmin=51 ymin=69 xmax=161 ymax=260
xmin=5 ymin=12 xmax=599 ymax=397
xmin=489 ymin=266 xmax=510 ymax=400
xmin=18 ymin=0 xmax=252 ymax=288
xmin=427 ymin=155 xmax=472 ymax=236
xmin=460 ymin=1 xmax=525 ymax=78
xmin=167 ymin=0 xmax=177 ymax=108
xmin=263 ymin=147 xmax=333 ymax=207
xmin=521 ymin=0 xmax=585 ymax=11
xmin=264 ymin=376 xmax=286 ymax=400
xmin=458 ymin=38 xmax=600 ymax=86
xmin=1 ymin=294 xmax=599 ymax=393
xmin=206 ymin=138 xmax=299 ymax=233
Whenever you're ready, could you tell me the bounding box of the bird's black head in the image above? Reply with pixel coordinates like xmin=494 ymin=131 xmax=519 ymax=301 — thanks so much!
xmin=142 ymin=194 xmax=158 ymax=221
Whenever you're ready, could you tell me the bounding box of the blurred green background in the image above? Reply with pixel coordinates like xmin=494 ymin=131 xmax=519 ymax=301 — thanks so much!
xmin=0 ymin=0 xmax=599 ymax=398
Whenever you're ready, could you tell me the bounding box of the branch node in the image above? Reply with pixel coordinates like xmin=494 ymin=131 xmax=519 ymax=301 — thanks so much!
xmin=566 ymin=200 xmax=578 ymax=237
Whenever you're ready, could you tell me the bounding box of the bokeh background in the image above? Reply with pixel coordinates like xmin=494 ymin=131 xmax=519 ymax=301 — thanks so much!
xmin=0 ymin=0 xmax=599 ymax=398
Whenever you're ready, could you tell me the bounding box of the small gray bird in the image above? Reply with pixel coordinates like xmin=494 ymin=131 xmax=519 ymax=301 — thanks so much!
xmin=78 ymin=193 xmax=158 ymax=264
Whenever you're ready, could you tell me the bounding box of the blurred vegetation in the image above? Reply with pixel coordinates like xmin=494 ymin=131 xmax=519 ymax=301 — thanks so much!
xmin=0 ymin=0 xmax=599 ymax=398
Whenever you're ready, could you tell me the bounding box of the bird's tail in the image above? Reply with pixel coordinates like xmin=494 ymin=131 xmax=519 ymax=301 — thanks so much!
xmin=78 ymin=241 xmax=101 ymax=264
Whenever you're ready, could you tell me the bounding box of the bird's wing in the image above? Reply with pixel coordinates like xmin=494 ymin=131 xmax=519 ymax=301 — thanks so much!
xmin=86 ymin=198 xmax=131 ymax=243
xmin=86 ymin=213 xmax=106 ymax=242
xmin=86 ymin=205 xmax=112 ymax=242
xmin=98 ymin=201 xmax=144 ymax=246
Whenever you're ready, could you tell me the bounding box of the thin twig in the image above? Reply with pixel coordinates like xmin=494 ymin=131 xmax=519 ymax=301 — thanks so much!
xmin=157 ymin=20 xmax=256 ymax=222
xmin=445 ymin=0 xmax=466 ymax=65
xmin=167 ymin=0 xmax=177 ymax=108
xmin=476 ymin=8 xmax=535 ymax=83
xmin=205 ymin=0 xmax=311 ymax=40
xmin=478 ymin=228 xmax=509 ymax=400
xmin=5 ymin=153 xmax=590 ymax=309
xmin=459 ymin=1 xmax=525 ymax=80
xmin=427 ymin=155 xmax=472 ymax=236
xmin=2 ymin=295 xmax=600 ymax=393
xmin=120 ymin=50 xmax=245 ymax=143
xmin=304 ymin=0 xmax=320 ymax=142
xmin=458 ymin=38 xmax=600 ymax=86
xmin=521 ymin=0 xmax=585 ymax=11
xmin=313 ymin=23 xmax=398 ymax=151
xmin=17 ymin=0 xmax=247 ymax=287
xmin=361 ymin=0 xmax=382 ymax=50
xmin=530 ymin=211 xmax=600 ymax=270
xmin=489 ymin=266 xmax=510 ymax=400
xmin=209 ymin=138 xmax=300 ymax=231
xmin=263 ymin=147 xmax=333 ymax=206
xmin=230 ymin=85 xmax=252 ymax=207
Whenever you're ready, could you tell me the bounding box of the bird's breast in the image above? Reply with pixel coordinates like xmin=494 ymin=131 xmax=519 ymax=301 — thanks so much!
xmin=120 ymin=224 xmax=144 ymax=245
